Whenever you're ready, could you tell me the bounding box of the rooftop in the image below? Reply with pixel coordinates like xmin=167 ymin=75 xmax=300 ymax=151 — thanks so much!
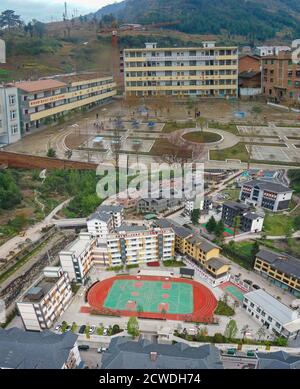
xmin=223 ymin=201 xmax=250 ymax=211
xmin=101 ymin=337 xmax=223 ymax=369
xmin=243 ymin=212 xmax=264 ymax=220
xmin=88 ymin=204 xmax=123 ymax=222
xmin=257 ymin=351 xmax=300 ymax=369
xmin=22 ymin=277 xmax=59 ymax=303
xmin=0 ymin=328 xmax=78 ymax=369
xmin=15 ymin=79 xmax=66 ymax=93
xmin=244 ymin=289 xmax=299 ymax=325
xmin=206 ymin=257 xmax=227 ymax=271
xmin=257 ymin=248 xmax=300 ymax=280
xmin=61 ymin=233 xmax=92 ymax=257
xmin=242 ymin=179 xmax=292 ymax=194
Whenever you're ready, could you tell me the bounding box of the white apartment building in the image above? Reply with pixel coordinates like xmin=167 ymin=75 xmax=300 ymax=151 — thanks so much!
xmin=0 ymin=39 xmax=6 ymax=63
xmin=0 ymin=85 xmax=22 ymax=145
xmin=17 ymin=267 xmax=72 ymax=331
xmin=243 ymin=289 xmax=300 ymax=340
xmin=87 ymin=205 xmax=124 ymax=239
xmin=256 ymin=45 xmax=291 ymax=57
xmin=107 ymin=225 xmax=175 ymax=266
xmin=240 ymin=180 xmax=293 ymax=212
xmin=123 ymin=41 xmax=238 ymax=97
xmin=59 ymin=232 xmax=96 ymax=284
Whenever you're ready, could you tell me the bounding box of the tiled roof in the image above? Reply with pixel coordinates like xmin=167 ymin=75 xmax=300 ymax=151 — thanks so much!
xmin=15 ymin=79 xmax=66 ymax=93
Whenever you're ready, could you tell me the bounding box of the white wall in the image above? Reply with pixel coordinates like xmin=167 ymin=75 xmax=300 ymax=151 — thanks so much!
xmin=0 ymin=39 xmax=6 ymax=63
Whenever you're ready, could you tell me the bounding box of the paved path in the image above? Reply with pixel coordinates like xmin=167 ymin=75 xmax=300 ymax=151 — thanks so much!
xmin=0 ymin=198 xmax=71 ymax=260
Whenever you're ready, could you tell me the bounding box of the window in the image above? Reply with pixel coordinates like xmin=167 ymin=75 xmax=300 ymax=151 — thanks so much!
xmin=10 ymin=110 xmax=17 ymax=120
xmin=9 ymin=95 xmax=16 ymax=105
xmin=11 ymin=125 xmax=18 ymax=134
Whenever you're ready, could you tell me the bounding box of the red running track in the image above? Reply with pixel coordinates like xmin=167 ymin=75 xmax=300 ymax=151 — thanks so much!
xmin=85 ymin=275 xmax=217 ymax=323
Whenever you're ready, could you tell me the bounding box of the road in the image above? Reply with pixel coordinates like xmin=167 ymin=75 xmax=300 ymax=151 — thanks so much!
xmin=0 ymin=198 xmax=71 ymax=261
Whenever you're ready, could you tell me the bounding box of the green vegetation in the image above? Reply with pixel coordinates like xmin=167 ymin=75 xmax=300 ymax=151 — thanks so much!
xmin=209 ymin=121 xmax=239 ymax=135
xmin=222 ymin=241 xmax=258 ymax=270
xmin=210 ymin=143 xmax=248 ymax=162
xmin=0 ymin=170 xmax=22 ymax=210
xmin=289 ymin=170 xmax=300 ymax=195
xmin=191 ymin=209 xmax=200 ymax=225
xmin=224 ymin=319 xmax=238 ymax=340
xmin=215 ymin=300 xmax=235 ymax=317
xmin=127 ymin=316 xmax=140 ymax=337
xmin=0 ymin=236 xmax=51 ymax=284
xmin=104 ymin=0 xmax=300 ymax=41
xmin=263 ymin=213 xmax=294 ymax=237
xmin=40 ymin=170 xmax=104 ymax=218
xmin=182 ymin=131 xmax=221 ymax=144
xmin=174 ymin=328 xmax=286 ymax=347
xmin=46 ymin=148 xmax=57 ymax=158
xmin=163 ymin=120 xmax=195 ymax=134
xmin=163 ymin=260 xmax=185 ymax=267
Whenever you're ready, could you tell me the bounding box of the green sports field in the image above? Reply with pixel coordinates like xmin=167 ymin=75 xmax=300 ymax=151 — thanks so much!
xmin=104 ymin=279 xmax=193 ymax=314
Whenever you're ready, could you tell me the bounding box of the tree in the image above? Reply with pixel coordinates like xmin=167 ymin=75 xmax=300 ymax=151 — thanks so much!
xmin=240 ymin=324 xmax=250 ymax=340
xmin=65 ymin=150 xmax=73 ymax=160
xmin=206 ymin=216 xmax=217 ymax=233
xmin=0 ymin=10 xmax=22 ymax=31
xmin=224 ymin=319 xmax=238 ymax=340
xmin=233 ymin=215 xmax=240 ymax=237
xmin=215 ymin=220 xmax=225 ymax=242
xmin=127 ymin=316 xmax=140 ymax=337
xmin=47 ymin=148 xmax=57 ymax=158
xmin=191 ymin=208 xmax=200 ymax=225
xmin=251 ymin=241 xmax=260 ymax=261
xmin=256 ymin=326 xmax=267 ymax=340
xmin=32 ymin=20 xmax=46 ymax=38
xmin=0 ymin=171 xmax=22 ymax=210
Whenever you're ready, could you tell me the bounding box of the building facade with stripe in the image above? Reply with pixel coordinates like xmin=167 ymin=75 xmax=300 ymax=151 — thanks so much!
xmin=15 ymin=73 xmax=116 ymax=133
xmin=123 ymin=42 xmax=238 ymax=98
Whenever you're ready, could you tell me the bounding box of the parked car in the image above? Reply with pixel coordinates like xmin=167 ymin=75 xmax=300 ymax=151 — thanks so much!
xmin=78 ymin=345 xmax=90 ymax=351
xmin=103 ymin=327 xmax=109 ymax=336
xmin=243 ymin=279 xmax=253 ymax=285
xmin=89 ymin=325 xmax=96 ymax=334
xmin=97 ymin=347 xmax=108 ymax=353
xmin=78 ymin=325 xmax=86 ymax=334
xmin=252 ymin=284 xmax=260 ymax=290
xmin=65 ymin=325 xmax=71 ymax=332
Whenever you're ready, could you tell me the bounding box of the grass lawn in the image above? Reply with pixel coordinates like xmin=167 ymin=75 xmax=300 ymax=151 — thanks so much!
xmin=182 ymin=131 xmax=222 ymax=143
xmin=235 ymin=241 xmax=255 ymax=257
xmin=263 ymin=213 xmax=294 ymax=236
xmin=163 ymin=120 xmax=195 ymax=134
xmin=210 ymin=143 xmax=249 ymax=162
xmin=220 ymin=188 xmax=240 ymax=201
xmin=214 ymin=300 xmax=235 ymax=316
xmin=208 ymin=121 xmax=239 ymax=135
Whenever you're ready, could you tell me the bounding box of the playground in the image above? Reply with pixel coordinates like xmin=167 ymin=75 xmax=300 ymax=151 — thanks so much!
xmin=219 ymin=282 xmax=247 ymax=303
xmin=85 ymin=275 xmax=218 ymax=322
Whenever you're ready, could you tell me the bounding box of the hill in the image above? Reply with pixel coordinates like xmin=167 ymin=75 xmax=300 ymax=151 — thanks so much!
xmin=92 ymin=0 xmax=300 ymax=40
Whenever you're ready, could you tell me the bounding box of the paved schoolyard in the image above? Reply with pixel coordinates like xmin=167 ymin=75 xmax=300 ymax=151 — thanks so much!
xmin=247 ymin=145 xmax=300 ymax=163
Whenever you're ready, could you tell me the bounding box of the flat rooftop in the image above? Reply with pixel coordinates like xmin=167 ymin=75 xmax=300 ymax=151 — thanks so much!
xmin=62 ymin=235 xmax=92 ymax=257
xmin=22 ymin=276 xmax=60 ymax=303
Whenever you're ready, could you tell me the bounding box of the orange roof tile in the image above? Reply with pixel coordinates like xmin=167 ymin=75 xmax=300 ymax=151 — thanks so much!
xmin=15 ymin=79 xmax=66 ymax=93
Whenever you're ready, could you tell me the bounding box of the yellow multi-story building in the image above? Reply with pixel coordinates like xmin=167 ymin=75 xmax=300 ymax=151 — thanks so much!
xmin=15 ymin=73 xmax=116 ymax=133
xmin=153 ymin=219 xmax=229 ymax=278
xmin=123 ymin=41 xmax=238 ymax=97
xmin=254 ymin=248 xmax=300 ymax=298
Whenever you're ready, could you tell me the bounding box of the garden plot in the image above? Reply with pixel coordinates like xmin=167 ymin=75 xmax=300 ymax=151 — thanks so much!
xmin=247 ymin=145 xmax=300 ymax=162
